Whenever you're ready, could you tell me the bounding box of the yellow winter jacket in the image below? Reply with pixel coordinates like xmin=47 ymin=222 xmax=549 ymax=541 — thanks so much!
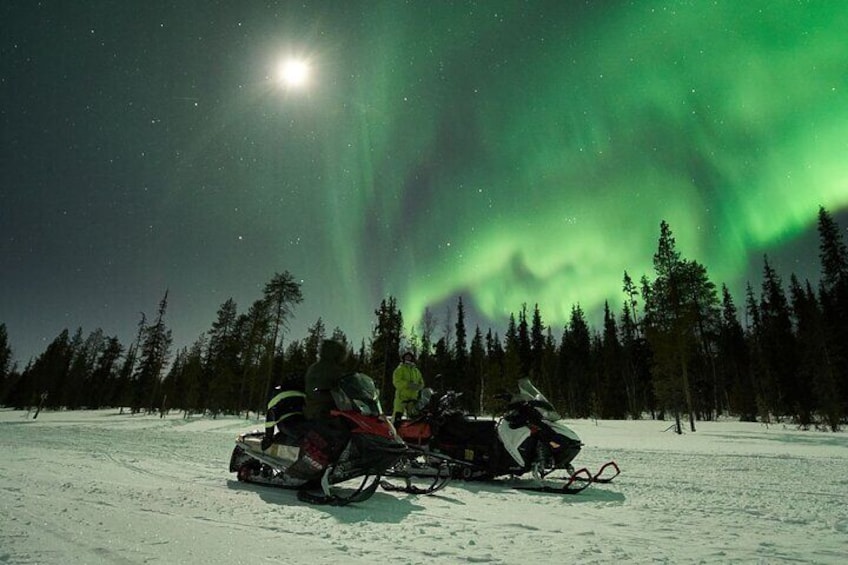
xmin=392 ymin=362 xmax=424 ymax=415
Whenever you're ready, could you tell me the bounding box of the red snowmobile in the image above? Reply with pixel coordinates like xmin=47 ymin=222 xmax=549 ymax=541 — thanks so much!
xmin=229 ymin=373 xmax=407 ymax=505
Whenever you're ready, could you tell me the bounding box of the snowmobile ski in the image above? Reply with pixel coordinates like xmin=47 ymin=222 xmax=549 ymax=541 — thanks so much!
xmin=512 ymin=460 xmax=621 ymax=494
xmin=512 ymin=466 xmax=594 ymax=494
xmin=296 ymin=465 xmax=382 ymax=506
xmin=590 ymin=460 xmax=621 ymax=483
xmin=380 ymin=457 xmax=453 ymax=495
xmin=233 ymin=445 xmax=380 ymax=504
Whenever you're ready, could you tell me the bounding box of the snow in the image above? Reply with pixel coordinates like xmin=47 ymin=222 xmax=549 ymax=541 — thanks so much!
xmin=2 ymin=409 xmax=846 ymax=564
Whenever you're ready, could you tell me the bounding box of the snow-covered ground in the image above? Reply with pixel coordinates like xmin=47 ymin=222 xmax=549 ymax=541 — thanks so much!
xmin=1 ymin=408 xmax=846 ymax=564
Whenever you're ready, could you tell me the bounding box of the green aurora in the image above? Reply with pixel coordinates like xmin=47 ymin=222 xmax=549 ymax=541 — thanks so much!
xmin=3 ymin=0 xmax=848 ymax=360
xmin=291 ymin=1 xmax=848 ymax=330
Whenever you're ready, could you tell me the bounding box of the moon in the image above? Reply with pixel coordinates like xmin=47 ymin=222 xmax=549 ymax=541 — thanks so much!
xmin=277 ymin=58 xmax=310 ymax=89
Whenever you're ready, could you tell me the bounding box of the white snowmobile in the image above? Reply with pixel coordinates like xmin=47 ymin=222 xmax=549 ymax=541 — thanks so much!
xmin=383 ymin=378 xmax=619 ymax=494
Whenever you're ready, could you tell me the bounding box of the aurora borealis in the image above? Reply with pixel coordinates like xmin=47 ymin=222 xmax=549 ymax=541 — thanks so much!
xmin=2 ymin=1 xmax=848 ymax=362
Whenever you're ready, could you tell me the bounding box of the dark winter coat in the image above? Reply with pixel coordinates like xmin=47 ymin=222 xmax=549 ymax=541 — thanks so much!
xmin=303 ymin=339 xmax=348 ymax=420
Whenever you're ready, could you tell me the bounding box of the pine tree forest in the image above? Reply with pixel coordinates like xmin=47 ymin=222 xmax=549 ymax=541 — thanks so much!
xmin=2 ymin=208 xmax=847 ymax=432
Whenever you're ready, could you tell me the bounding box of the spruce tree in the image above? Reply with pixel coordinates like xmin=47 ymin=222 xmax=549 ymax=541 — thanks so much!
xmin=530 ymin=304 xmax=545 ymax=385
xmin=88 ymin=336 xmax=123 ymax=409
xmin=115 ymin=315 xmax=146 ymax=413
xmin=430 ymin=337 xmax=452 ymax=392
xmin=622 ymin=271 xmax=641 ymax=328
xmin=235 ymin=299 xmax=272 ymax=416
xmin=744 ymin=282 xmax=772 ymax=423
xmin=815 ymin=285 xmax=844 ymax=431
xmin=789 ymin=276 xmax=825 ymax=428
xmin=304 ymin=318 xmax=327 ymax=366
xmin=371 ymin=297 xmax=403 ymax=404
xmin=817 ymin=206 xmax=848 ymax=293
xmin=517 ymin=304 xmax=532 ymax=378
xmin=679 ymin=260 xmax=721 ymax=421
xmin=560 ymin=304 xmax=591 ymax=417
xmin=74 ymin=329 xmax=112 ymax=409
xmin=261 ymin=271 xmax=304 ymax=411
xmin=132 ymin=291 xmax=172 ymax=414
xmin=16 ymin=329 xmax=73 ymax=410
xmin=160 ymin=339 xmax=204 ymax=417
xmin=0 ymin=324 xmax=14 ymax=405
xmin=283 ymin=340 xmax=309 ymax=388
xmin=482 ymin=329 xmax=506 ymax=411
xmin=418 ymin=307 xmax=437 ymax=379
xmin=541 ymin=327 xmax=558 ymax=401
xmin=205 ymin=298 xmax=240 ymax=414
xmin=816 ymin=206 xmax=848 ymax=418
xmin=0 ymin=324 xmax=10 ymax=372
xmin=503 ymin=313 xmax=521 ymax=386
xmin=620 ymin=273 xmax=649 ymax=419
xmin=717 ymin=285 xmax=756 ymax=420
xmin=468 ymin=326 xmax=485 ymax=413
xmin=600 ymin=301 xmax=627 ymax=419
xmin=642 ymin=221 xmax=694 ymax=432
xmin=759 ymin=257 xmax=798 ymax=421
xmin=63 ymin=328 xmax=93 ymax=409
xmin=454 ymin=296 xmax=468 ymax=399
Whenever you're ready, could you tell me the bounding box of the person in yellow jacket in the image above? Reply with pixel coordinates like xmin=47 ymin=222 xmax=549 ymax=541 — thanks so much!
xmin=392 ymin=351 xmax=425 ymax=426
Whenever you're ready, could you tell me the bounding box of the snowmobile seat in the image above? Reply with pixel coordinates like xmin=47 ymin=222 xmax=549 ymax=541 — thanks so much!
xmin=265 ymin=389 xmax=307 ymax=444
xmin=439 ymin=414 xmax=496 ymax=445
xmin=398 ymin=421 xmax=432 ymax=445
xmin=276 ymin=415 xmax=307 ymax=442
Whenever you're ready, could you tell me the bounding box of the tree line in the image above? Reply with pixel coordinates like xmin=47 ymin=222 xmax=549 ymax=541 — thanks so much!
xmin=2 ymin=207 xmax=846 ymax=431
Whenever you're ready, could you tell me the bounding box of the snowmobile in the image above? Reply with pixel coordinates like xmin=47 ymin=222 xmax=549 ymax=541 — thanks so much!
xmin=229 ymin=373 xmax=407 ymax=505
xmin=384 ymin=378 xmax=619 ymax=494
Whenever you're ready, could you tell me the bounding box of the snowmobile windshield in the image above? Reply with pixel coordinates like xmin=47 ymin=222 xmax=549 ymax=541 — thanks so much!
xmin=415 ymin=387 xmax=434 ymax=414
xmin=517 ymin=378 xmax=561 ymax=420
xmin=331 ymin=373 xmax=383 ymax=416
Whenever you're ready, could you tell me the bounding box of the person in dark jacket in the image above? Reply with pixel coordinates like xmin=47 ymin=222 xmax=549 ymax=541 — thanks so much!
xmin=303 ymin=339 xmax=349 ymax=420
xmin=261 ymin=386 xmax=306 ymax=450
xmin=288 ymin=339 xmax=350 ymax=481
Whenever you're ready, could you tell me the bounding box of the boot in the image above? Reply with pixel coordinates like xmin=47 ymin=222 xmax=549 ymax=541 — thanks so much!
xmin=261 ymin=425 xmax=275 ymax=451
xmin=262 ymin=407 xmax=277 ymax=450
xmin=287 ymin=430 xmax=329 ymax=479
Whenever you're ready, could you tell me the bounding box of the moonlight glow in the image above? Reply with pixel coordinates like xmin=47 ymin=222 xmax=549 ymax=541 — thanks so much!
xmin=277 ymin=58 xmax=309 ymax=88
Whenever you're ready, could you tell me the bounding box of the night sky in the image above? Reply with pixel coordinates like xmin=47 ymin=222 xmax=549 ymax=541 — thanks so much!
xmin=2 ymin=1 xmax=848 ymax=365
